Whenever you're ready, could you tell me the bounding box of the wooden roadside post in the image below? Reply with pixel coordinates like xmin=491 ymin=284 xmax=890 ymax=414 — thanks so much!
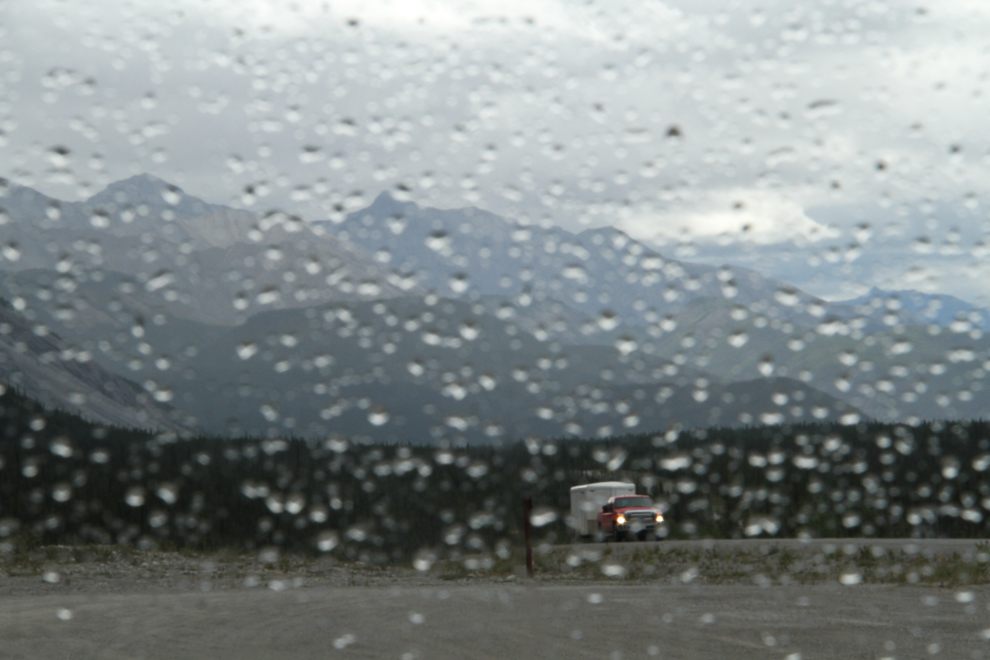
xmin=523 ymin=496 xmax=534 ymax=578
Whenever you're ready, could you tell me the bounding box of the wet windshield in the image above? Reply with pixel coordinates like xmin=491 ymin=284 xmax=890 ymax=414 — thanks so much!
xmin=2 ymin=0 xmax=990 ymax=657
xmin=614 ymin=497 xmax=654 ymax=509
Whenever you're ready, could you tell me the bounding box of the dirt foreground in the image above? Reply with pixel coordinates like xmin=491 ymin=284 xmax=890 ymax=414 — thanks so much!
xmin=3 ymin=539 xmax=990 ymax=659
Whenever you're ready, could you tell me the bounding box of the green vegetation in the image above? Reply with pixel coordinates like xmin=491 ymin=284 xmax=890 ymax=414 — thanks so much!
xmin=1 ymin=387 xmax=989 ymax=567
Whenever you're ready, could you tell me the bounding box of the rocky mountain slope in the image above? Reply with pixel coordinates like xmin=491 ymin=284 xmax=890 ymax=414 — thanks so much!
xmin=0 ymin=175 xmax=411 ymax=325
xmin=0 ymin=297 xmax=183 ymax=431
xmin=319 ymin=193 xmax=937 ymax=339
xmin=0 ymin=176 xmax=984 ymax=439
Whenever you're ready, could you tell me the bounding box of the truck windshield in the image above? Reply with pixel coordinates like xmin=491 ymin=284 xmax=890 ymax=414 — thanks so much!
xmin=614 ymin=497 xmax=653 ymax=509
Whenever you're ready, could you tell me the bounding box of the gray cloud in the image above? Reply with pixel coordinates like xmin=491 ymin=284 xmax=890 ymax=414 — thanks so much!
xmin=2 ymin=0 xmax=989 ymax=304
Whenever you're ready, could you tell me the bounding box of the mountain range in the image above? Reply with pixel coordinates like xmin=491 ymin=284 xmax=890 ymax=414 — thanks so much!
xmin=0 ymin=174 xmax=984 ymax=440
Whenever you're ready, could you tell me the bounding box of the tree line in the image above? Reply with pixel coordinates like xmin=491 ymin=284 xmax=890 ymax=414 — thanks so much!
xmin=1 ymin=386 xmax=988 ymax=564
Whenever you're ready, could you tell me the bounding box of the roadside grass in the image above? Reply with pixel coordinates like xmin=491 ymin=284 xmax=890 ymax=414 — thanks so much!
xmin=5 ymin=539 xmax=990 ymax=588
xmin=425 ymin=542 xmax=990 ymax=587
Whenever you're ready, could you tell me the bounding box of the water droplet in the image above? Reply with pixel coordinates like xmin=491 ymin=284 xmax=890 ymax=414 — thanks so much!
xmin=327 ymin=437 xmax=348 ymax=453
xmin=285 ymin=493 xmax=305 ymax=514
xmin=153 ymin=387 xmax=173 ymax=402
xmin=939 ymin=458 xmax=960 ymax=480
xmin=257 ymin=287 xmax=281 ymax=305
xmin=265 ymin=495 xmax=285 ymax=515
xmin=744 ymin=516 xmax=780 ymax=536
xmin=43 ymin=571 xmax=61 ymax=584
xmin=89 ymin=449 xmax=110 ymax=464
xmin=411 ymin=547 xmax=437 ymax=571
xmin=368 ymin=407 xmax=390 ymax=426
xmin=125 ymin=487 xmax=146 ymax=507
xmin=148 ymin=510 xmax=168 ymax=528
xmin=615 ymin=336 xmax=637 ymax=356
xmin=49 ymin=437 xmax=72 ymax=458
xmin=839 ymin=571 xmax=862 ymax=586
xmin=56 ymin=608 xmax=73 ymax=621
xmin=853 ymin=222 xmax=873 ymax=243
xmin=466 ymin=461 xmax=488 ymax=478
xmin=449 ymin=272 xmax=469 ymax=293
xmin=530 ymin=507 xmax=558 ymax=527
xmin=728 ymin=331 xmax=749 ymax=348
xmin=299 ymin=145 xmax=324 ymax=163
xmin=2 ymin=242 xmax=21 ymax=262
xmin=241 ymin=185 xmax=257 ymax=206
xmin=839 ymin=413 xmax=861 ymax=425
xmin=157 ymin=483 xmax=178 ymax=505
xmin=838 ymin=350 xmax=858 ymax=366
xmin=161 ymin=185 xmax=182 ymax=205
xmin=597 ymin=310 xmax=619 ymax=331
xmin=49 ymin=145 xmax=71 ymax=168
xmin=259 ymin=404 xmax=279 ymax=422
xmin=889 ymin=340 xmax=912 ymax=355
xmin=346 ymin=526 xmax=368 ymax=542
xmin=806 ymin=98 xmax=842 ymax=118
xmin=563 ymin=264 xmax=587 ymax=282
xmin=52 ymin=483 xmax=72 ymax=502
xmin=317 ymin=531 xmax=339 ymax=552
xmin=459 ymin=321 xmax=480 ymax=340
xmin=258 ymin=547 xmax=280 ymax=564
xmin=425 ymin=231 xmax=451 ymax=254
xmin=368 ymin=209 xmax=402 ymax=237
xmin=145 ymin=271 xmax=175 ymax=292
xmin=89 ymin=209 xmax=110 ymax=228
xmin=774 ymin=287 xmax=800 ymax=307
xmin=758 ymin=355 xmax=775 ymax=376
xmin=333 ymin=634 xmax=357 ymax=650
xmin=236 ymin=342 xmax=258 ymax=360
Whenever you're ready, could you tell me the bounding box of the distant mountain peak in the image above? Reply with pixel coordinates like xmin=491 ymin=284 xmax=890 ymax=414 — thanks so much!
xmin=120 ymin=172 xmax=173 ymax=186
xmin=347 ymin=192 xmax=508 ymax=234
xmin=85 ymin=174 xmax=224 ymax=221
xmin=364 ymin=190 xmax=414 ymax=216
xmin=836 ymin=286 xmax=989 ymax=329
xmin=577 ymin=224 xmax=638 ymax=247
xmin=88 ymin=173 xmax=185 ymax=205
xmin=372 ymin=190 xmax=397 ymax=203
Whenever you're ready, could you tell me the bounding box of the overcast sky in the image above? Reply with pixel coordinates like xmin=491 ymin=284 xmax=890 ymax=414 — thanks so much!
xmin=2 ymin=0 xmax=989 ymax=304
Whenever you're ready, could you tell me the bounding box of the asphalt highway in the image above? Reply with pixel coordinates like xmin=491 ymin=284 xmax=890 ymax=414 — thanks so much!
xmin=3 ymin=539 xmax=988 ymax=660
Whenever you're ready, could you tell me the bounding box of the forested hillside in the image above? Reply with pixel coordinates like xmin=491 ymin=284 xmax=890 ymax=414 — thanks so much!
xmin=1 ymin=387 xmax=988 ymax=565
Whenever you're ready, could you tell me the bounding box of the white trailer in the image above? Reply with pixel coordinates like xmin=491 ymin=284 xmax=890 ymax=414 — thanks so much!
xmin=569 ymin=481 xmax=636 ymax=538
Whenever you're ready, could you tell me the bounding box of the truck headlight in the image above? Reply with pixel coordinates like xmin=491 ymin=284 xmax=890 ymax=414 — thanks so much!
xmin=616 ymin=515 xmax=626 ymax=525
xmin=655 ymin=514 xmax=664 ymax=523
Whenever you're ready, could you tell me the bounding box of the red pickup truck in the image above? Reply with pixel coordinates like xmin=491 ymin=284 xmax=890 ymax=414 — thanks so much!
xmin=597 ymin=494 xmax=665 ymax=541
